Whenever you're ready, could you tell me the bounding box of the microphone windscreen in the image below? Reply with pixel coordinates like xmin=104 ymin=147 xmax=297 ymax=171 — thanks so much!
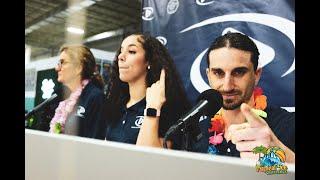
xmin=197 ymin=89 xmax=223 ymax=117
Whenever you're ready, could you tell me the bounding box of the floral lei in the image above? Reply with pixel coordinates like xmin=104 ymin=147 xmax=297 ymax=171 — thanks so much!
xmin=49 ymin=79 xmax=89 ymax=134
xmin=208 ymin=87 xmax=268 ymax=153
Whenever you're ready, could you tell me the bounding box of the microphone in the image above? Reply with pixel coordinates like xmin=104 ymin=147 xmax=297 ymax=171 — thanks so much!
xmin=25 ymin=93 xmax=58 ymax=120
xmin=164 ymin=89 xmax=223 ymax=140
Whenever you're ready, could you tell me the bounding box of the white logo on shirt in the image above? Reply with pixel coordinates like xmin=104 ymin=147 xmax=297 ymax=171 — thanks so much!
xmin=142 ymin=7 xmax=154 ymax=21
xmin=131 ymin=116 xmax=144 ymax=129
xmin=76 ymin=106 xmax=85 ymax=117
xmin=199 ymin=115 xmax=207 ymax=122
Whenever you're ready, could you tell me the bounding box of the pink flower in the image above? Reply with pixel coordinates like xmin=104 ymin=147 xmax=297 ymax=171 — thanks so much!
xmin=209 ymin=133 xmax=224 ymax=145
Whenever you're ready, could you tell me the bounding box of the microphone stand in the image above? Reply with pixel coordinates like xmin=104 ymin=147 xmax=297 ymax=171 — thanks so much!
xmin=25 ymin=93 xmax=58 ymax=129
xmin=163 ymin=120 xmax=195 ymax=151
xmin=181 ymin=123 xmax=193 ymax=151
xmin=25 ymin=93 xmax=58 ymax=120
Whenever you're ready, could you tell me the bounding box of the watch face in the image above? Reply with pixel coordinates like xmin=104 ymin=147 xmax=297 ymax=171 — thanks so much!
xmin=147 ymin=108 xmax=157 ymax=117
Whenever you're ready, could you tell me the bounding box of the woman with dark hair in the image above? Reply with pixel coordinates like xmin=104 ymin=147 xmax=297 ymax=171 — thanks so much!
xmin=105 ymin=33 xmax=191 ymax=149
xmin=49 ymin=44 xmax=107 ymax=139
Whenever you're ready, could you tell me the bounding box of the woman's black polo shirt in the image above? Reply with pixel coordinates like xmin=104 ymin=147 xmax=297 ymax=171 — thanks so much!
xmin=64 ymin=81 xmax=107 ymax=139
xmin=105 ymin=98 xmax=182 ymax=149
xmin=106 ymin=98 xmax=146 ymax=144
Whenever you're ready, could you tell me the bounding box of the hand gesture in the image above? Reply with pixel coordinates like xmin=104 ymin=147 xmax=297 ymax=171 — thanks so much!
xmin=146 ymin=69 xmax=166 ymax=111
xmin=227 ymin=103 xmax=272 ymax=159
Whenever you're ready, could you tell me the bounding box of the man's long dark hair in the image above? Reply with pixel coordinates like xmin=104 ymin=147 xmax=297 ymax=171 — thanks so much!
xmin=106 ymin=33 xmax=191 ymax=134
xmin=206 ymin=32 xmax=260 ymax=71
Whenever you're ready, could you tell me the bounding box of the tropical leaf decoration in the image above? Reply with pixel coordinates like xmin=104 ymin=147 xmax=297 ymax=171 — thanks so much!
xmin=253 ymin=145 xmax=268 ymax=160
xmin=253 ymin=145 xmax=267 ymax=154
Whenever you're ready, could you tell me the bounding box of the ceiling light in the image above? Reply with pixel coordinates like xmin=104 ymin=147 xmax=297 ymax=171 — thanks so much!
xmin=67 ymin=27 xmax=84 ymax=34
xmin=80 ymin=0 xmax=96 ymax=8
xmin=68 ymin=5 xmax=82 ymax=12
xmin=85 ymin=28 xmax=123 ymax=42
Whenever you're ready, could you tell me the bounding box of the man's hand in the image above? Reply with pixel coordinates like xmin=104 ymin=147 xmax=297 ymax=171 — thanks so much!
xmin=227 ymin=103 xmax=272 ymax=160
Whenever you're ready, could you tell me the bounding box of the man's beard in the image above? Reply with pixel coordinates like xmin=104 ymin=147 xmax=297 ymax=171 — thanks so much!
xmin=223 ymin=98 xmax=243 ymax=110
xmin=221 ymin=89 xmax=252 ymax=110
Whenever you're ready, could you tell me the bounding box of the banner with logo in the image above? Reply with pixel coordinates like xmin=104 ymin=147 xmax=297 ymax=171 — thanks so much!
xmin=142 ymin=0 xmax=295 ymax=111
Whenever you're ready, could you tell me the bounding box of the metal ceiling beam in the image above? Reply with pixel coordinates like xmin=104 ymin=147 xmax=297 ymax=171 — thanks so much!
xmin=86 ymin=10 xmax=125 ymax=26
xmin=26 ymin=0 xmax=99 ymax=35
xmin=93 ymin=3 xmax=140 ymax=20
xmin=26 ymin=1 xmax=68 ymax=28
xmin=104 ymin=0 xmax=141 ymax=10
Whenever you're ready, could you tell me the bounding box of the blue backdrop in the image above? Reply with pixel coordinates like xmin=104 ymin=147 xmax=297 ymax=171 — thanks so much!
xmin=142 ymin=0 xmax=295 ymax=110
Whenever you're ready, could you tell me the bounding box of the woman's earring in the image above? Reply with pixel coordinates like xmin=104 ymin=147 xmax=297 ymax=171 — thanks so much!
xmin=147 ymin=65 xmax=151 ymax=70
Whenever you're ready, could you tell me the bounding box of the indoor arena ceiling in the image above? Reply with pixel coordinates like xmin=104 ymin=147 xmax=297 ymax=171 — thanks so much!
xmin=25 ymin=0 xmax=141 ymax=60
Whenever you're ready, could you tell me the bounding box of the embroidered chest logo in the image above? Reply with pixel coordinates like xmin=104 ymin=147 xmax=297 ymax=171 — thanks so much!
xmin=76 ymin=106 xmax=85 ymax=117
xmin=131 ymin=116 xmax=144 ymax=129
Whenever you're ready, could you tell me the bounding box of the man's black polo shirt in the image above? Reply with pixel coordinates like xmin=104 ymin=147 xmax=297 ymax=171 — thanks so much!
xmin=193 ymin=106 xmax=295 ymax=156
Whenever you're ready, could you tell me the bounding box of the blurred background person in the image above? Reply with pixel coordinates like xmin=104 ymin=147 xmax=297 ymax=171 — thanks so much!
xmin=49 ymin=44 xmax=107 ymax=139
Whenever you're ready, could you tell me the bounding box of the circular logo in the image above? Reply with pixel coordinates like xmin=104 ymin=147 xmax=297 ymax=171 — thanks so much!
xmin=180 ymin=13 xmax=295 ymax=93
xmin=167 ymin=0 xmax=179 ymax=14
xmin=76 ymin=106 xmax=85 ymax=117
xmin=142 ymin=7 xmax=154 ymax=21
xmin=134 ymin=116 xmax=144 ymax=128
xmin=156 ymin=36 xmax=167 ymax=45
xmin=196 ymin=0 xmax=215 ymax=6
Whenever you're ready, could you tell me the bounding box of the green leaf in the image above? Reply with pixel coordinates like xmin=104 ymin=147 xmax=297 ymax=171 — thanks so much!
xmin=28 ymin=117 xmax=34 ymax=127
xmin=252 ymin=109 xmax=267 ymax=118
xmin=54 ymin=123 xmax=62 ymax=134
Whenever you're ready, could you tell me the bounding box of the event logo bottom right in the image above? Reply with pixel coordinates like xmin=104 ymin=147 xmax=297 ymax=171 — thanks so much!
xmin=253 ymin=146 xmax=288 ymax=175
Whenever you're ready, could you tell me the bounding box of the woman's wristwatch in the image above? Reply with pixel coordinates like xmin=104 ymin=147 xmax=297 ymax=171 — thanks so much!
xmin=144 ymin=108 xmax=160 ymax=117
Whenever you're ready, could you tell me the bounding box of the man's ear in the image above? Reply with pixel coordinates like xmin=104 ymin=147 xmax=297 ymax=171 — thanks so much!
xmin=254 ymin=68 xmax=262 ymax=86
